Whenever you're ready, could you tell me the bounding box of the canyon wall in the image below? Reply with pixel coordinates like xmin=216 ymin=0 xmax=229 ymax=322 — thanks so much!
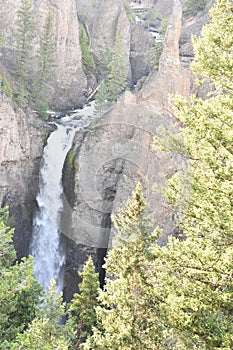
xmin=0 ymin=92 xmax=47 ymax=258
xmin=62 ymin=0 xmax=210 ymax=299
xmin=0 ymin=0 xmax=86 ymax=109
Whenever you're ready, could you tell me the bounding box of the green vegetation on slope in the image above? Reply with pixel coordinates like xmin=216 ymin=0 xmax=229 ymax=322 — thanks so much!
xmin=68 ymin=257 xmax=100 ymax=348
xmin=94 ymin=33 xmax=128 ymax=115
xmin=79 ymin=26 xmax=96 ymax=74
xmin=0 ymin=207 xmax=43 ymax=349
xmin=32 ymin=12 xmax=56 ymax=117
xmin=5 ymin=0 xmax=56 ymax=116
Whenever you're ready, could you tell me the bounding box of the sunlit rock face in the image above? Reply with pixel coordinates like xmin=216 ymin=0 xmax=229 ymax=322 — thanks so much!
xmin=0 ymin=93 xmax=46 ymax=258
xmin=0 ymin=0 xmax=86 ymax=109
xmin=36 ymin=0 xmax=87 ymax=109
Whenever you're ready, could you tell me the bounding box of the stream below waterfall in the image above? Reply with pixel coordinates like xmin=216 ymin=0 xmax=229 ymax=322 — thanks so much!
xmin=30 ymin=102 xmax=96 ymax=292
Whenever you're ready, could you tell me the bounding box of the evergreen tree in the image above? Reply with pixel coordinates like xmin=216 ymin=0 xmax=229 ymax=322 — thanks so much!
xmin=0 ymin=207 xmax=16 ymax=267
xmin=33 ymin=12 xmax=56 ymax=116
xmin=14 ymin=0 xmax=36 ymax=83
xmin=83 ymin=185 xmax=162 ymax=350
xmin=191 ymin=0 xmax=233 ymax=92
xmin=149 ymin=236 xmax=233 ymax=348
xmin=94 ymin=35 xmax=128 ymax=108
xmin=184 ymin=0 xmax=207 ymax=17
xmin=98 ymin=47 xmax=112 ymax=81
xmin=0 ymin=207 xmax=43 ymax=349
xmin=150 ymin=0 xmax=233 ymax=347
xmin=0 ymin=74 xmax=13 ymax=100
xmin=145 ymin=41 xmax=163 ymax=71
xmin=37 ymin=12 xmax=56 ymax=83
xmin=11 ymin=280 xmax=72 ymax=349
xmin=94 ymin=80 xmax=111 ymax=116
xmin=69 ymin=257 xmax=100 ymax=349
xmin=107 ymin=33 xmax=128 ymax=101
xmin=157 ymin=0 xmax=233 ymax=247
xmin=79 ymin=26 xmax=96 ymax=73
xmin=145 ymin=16 xmax=167 ymax=72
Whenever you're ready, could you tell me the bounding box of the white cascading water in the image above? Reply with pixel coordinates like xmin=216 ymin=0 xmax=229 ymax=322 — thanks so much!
xmin=30 ymin=102 xmax=96 ymax=292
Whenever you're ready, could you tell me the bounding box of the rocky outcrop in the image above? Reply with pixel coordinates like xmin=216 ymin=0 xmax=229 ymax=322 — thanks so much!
xmin=76 ymin=0 xmax=132 ymax=86
xmin=76 ymin=0 xmax=130 ymax=60
xmin=130 ymin=24 xmax=154 ymax=84
xmin=179 ymin=2 xmax=210 ymax=65
xmin=138 ymin=0 xmax=192 ymax=111
xmin=0 ymin=95 xmax=47 ymax=258
xmin=68 ymin=92 xmax=183 ymax=248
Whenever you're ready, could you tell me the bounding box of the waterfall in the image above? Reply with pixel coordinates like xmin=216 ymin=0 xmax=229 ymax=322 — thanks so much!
xmin=30 ymin=102 xmax=96 ymax=292
xmin=30 ymin=125 xmax=75 ymax=292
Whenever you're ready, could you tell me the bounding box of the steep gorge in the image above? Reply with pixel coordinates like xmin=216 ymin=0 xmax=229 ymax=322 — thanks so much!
xmin=0 ymin=0 xmax=210 ymax=298
xmin=62 ymin=0 xmax=210 ymax=298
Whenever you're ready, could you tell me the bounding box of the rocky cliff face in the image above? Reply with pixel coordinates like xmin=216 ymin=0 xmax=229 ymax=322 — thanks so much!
xmin=75 ymin=0 xmax=132 ymax=88
xmin=76 ymin=0 xmax=131 ymax=61
xmin=65 ymin=0 xmax=189 ymax=250
xmin=138 ymin=0 xmax=192 ymax=110
xmin=35 ymin=0 xmax=87 ymax=109
xmin=0 ymin=0 xmax=166 ymax=109
xmin=62 ymin=0 xmax=210 ymax=299
xmin=0 ymin=94 xmax=47 ymax=258
xmin=0 ymin=0 xmax=87 ymax=109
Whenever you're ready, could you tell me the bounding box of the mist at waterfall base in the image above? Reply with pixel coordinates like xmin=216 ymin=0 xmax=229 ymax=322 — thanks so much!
xmin=30 ymin=102 xmax=96 ymax=293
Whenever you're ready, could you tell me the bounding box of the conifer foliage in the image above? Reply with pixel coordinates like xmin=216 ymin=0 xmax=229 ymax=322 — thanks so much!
xmin=13 ymin=0 xmax=36 ymax=106
xmin=94 ymin=33 xmax=128 ymax=115
xmin=0 ymin=207 xmax=43 ymax=349
xmin=68 ymin=257 xmax=100 ymax=349
xmin=107 ymin=33 xmax=128 ymax=102
xmin=33 ymin=12 xmax=56 ymax=116
xmin=83 ymin=184 xmax=162 ymax=350
xmin=37 ymin=12 xmax=56 ymax=82
xmin=11 ymin=280 xmax=72 ymax=350
xmin=79 ymin=26 xmax=96 ymax=73
xmin=13 ymin=0 xmax=56 ymax=114
xmin=94 ymin=80 xmax=110 ymax=116
xmin=87 ymin=1 xmax=233 ymax=348
xmin=151 ymin=0 xmax=233 ymax=347
xmin=14 ymin=0 xmax=36 ymax=82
